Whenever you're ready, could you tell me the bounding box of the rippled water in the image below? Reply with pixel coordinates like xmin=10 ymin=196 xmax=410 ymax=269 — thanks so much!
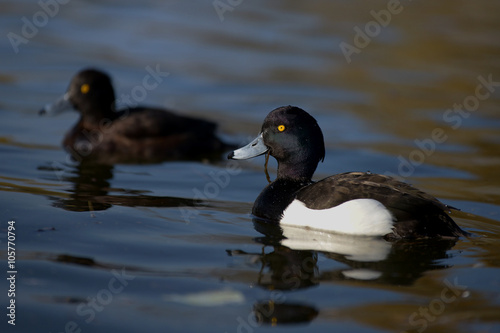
xmin=1 ymin=1 xmax=500 ymax=332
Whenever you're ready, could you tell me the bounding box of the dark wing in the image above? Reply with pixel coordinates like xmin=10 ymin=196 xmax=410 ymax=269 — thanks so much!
xmin=86 ymin=107 xmax=228 ymax=162
xmin=295 ymin=172 xmax=467 ymax=239
xmin=113 ymin=107 xmax=217 ymax=139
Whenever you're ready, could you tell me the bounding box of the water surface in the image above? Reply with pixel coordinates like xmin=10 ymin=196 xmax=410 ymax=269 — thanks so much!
xmin=1 ymin=1 xmax=500 ymax=332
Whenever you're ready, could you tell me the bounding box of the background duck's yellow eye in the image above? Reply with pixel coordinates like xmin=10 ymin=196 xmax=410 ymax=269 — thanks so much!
xmin=278 ymin=125 xmax=285 ymax=132
xmin=80 ymin=84 xmax=90 ymax=94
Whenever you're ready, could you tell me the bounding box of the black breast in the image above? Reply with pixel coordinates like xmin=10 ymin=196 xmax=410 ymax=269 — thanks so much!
xmin=252 ymin=178 xmax=311 ymax=222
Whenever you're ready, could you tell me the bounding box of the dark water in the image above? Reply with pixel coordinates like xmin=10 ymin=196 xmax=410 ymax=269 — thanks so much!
xmin=2 ymin=1 xmax=500 ymax=332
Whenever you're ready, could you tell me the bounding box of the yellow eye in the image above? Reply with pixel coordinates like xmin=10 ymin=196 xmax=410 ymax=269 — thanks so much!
xmin=278 ymin=125 xmax=285 ymax=132
xmin=81 ymin=84 xmax=90 ymax=94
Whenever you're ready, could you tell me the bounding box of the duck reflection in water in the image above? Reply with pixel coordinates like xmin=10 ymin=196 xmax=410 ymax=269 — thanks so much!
xmin=39 ymin=160 xmax=200 ymax=212
xmin=227 ymin=219 xmax=459 ymax=326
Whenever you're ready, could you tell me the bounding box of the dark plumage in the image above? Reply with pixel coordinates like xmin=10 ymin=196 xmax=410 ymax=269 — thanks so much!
xmin=228 ymin=105 xmax=469 ymax=240
xmin=40 ymin=68 xmax=230 ymax=163
xmin=294 ymin=172 xmax=466 ymax=239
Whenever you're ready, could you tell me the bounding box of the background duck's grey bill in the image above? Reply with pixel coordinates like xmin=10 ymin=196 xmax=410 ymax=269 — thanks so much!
xmin=39 ymin=92 xmax=72 ymax=116
xmin=229 ymin=133 xmax=268 ymax=160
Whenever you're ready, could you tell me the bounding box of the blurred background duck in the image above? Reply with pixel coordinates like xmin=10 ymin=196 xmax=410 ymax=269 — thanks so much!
xmin=40 ymin=68 xmax=232 ymax=164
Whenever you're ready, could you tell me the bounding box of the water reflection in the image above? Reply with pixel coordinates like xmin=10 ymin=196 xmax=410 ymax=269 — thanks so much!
xmin=228 ymin=244 xmax=320 ymax=325
xmin=228 ymin=219 xmax=459 ymax=325
xmin=254 ymin=219 xmax=457 ymax=285
xmin=38 ymin=161 xmax=200 ymax=212
xmin=253 ymin=301 xmax=319 ymax=326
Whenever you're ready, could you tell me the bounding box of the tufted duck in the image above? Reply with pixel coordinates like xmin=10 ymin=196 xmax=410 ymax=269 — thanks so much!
xmin=40 ymin=68 xmax=230 ymax=163
xmin=228 ymin=106 xmax=469 ymax=239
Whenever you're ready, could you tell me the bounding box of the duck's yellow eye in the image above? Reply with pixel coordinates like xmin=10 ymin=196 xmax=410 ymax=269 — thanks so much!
xmin=278 ymin=125 xmax=285 ymax=132
xmin=81 ymin=84 xmax=90 ymax=94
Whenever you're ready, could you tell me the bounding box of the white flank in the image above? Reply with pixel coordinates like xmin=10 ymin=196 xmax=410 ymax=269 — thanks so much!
xmin=281 ymin=198 xmax=394 ymax=236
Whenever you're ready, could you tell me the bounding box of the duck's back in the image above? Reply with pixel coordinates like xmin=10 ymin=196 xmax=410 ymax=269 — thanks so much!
xmin=293 ymin=172 xmax=467 ymax=239
xmin=64 ymin=107 xmax=226 ymax=163
xmin=114 ymin=107 xmax=217 ymax=138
